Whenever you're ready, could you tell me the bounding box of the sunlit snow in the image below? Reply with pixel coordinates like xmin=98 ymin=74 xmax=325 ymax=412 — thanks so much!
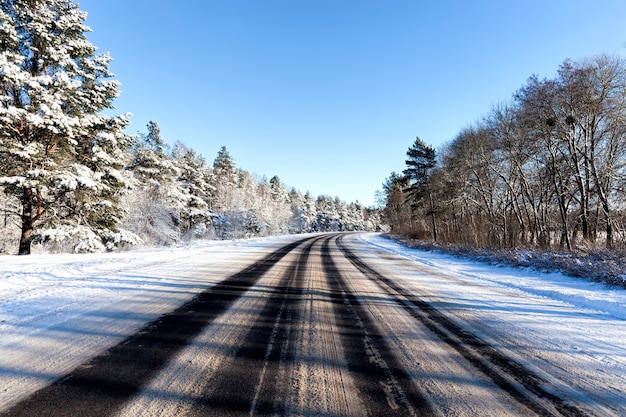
xmin=0 ymin=233 xmax=624 ymax=413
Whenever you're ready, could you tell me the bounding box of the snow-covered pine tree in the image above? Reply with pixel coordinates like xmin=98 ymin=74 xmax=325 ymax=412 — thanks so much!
xmin=260 ymin=175 xmax=291 ymax=235
xmin=269 ymin=175 xmax=289 ymax=204
xmin=301 ymin=191 xmax=317 ymax=232
xmin=210 ymin=146 xmax=237 ymax=213
xmin=0 ymin=0 xmax=135 ymax=254
xmin=125 ymin=121 xmax=183 ymax=246
xmin=171 ymin=141 xmax=215 ymax=238
xmin=287 ymin=188 xmax=307 ymax=233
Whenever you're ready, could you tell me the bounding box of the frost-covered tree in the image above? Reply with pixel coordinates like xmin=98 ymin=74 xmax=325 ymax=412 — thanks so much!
xmin=210 ymin=145 xmax=237 ymax=212
xmin=128 ymin=121 xmax=173 ymax=186
xmin=125 ymin=121 xmax=182 ymax=245
xmin=288 ymin=188 xmax=308 ymax=233
xmin=312 ymin=195 xmax=339 ymax=232
xmin=171 ymin=141 xmax=215 ymax=238
xmin=0 ymin=0 xmax=134 ymax=254
xmin=269 ymin=175 xmax=289 ymax=203
xmin=299 ymin=191 xmax=317 ymax=231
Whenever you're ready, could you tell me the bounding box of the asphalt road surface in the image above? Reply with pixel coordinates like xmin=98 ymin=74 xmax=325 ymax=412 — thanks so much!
xmin=0 ymin=234 xmax=604 ymax=416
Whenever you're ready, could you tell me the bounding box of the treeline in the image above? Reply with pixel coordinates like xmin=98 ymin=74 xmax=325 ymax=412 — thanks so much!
xmin=0 ymin=0 xmax=379 ymax=255
xmin=123 ymin=122 xmax=381 ymax=245
xmin=382 ymin=54 xmax=626 ymax=250
xmin=0 ymin=119 xmax=381 ymax=254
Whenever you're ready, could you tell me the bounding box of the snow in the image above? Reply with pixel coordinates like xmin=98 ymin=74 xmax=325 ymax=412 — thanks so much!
xmin=360 ymin=234 xmax=626 ymax=321
xmin=1 ymin=232 xmax=625 ymax=413
xmin=0 ymin=235 xmax=300 ymax=410
xmin=353 ymin=233 xmax=626 ymax=415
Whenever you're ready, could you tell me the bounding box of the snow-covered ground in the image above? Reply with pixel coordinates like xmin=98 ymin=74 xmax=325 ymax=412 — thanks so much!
xmin=1 ymin=232 xmax=625 ymax=414
xmin=356 ymin=233 xmax=626 ymax=415
xmin=0 ymin=234 xmax=303 ymax=411
xmin=360 ymin=234 xmax=626 ymax=321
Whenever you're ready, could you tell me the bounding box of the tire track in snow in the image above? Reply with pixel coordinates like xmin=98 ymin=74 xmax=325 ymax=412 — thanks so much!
xmin=336 ymin=236 xmax=587 ymax=417
xmin=322 ymin=237 xmax=438 ymax=417
xmin=188 ymin=236 xmax=320 ymax=416
xmin=0 ymin=237 xmax=311 ymax=417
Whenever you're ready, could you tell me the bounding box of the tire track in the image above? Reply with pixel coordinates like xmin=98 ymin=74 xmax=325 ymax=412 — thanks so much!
xmin=290 ymin=236 xmax=366 ymax=416
xmin=336 ymin=236 xmax=587 ymax=417
xmin=0 ymin=237 xmax=312 ymax=417
xmin=188 ymin=236 xmax=320 ymax=417
xmin=321 ymin=237 xmax=438 ymax=417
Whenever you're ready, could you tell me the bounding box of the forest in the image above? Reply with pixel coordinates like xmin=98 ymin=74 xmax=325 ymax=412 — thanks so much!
xmin=0 ymin=115 xmax=381 ymax=255
xmin=4 ymin=1 xmax=626 ymax=258
xmin=0 ymin=1 xmax=380 ymax=255
xmin=382 ymin=54 xmax=626 ymax=252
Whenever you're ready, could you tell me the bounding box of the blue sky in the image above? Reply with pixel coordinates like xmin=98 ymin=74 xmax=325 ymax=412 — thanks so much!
xmin=78 ymin=0 xmax=626 ymax=206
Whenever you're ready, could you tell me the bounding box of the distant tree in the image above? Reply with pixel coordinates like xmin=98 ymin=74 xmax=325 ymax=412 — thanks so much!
xmin=124 ymin=121 xmax=183 ymax=245
xmin=171 ymin=142 xmax=215 ymax=237
xmin=212 ymin=146 xmax=236 ymax=179
xmin=210 ymin=146 xmax=237 ymax=212
xmin=403 ymin=137 xmax=438 ymax=240
xmin=381 ymin=172 xmax=411 ymax=234
xmin=300 ymin=191 xmax=317 ymax=231
xmin=0 ymin=0 xmax=134 ymax=254
xmin=269 ymin=175 xmax=289 ymax=203
xmin=128 ymin=121 xmax=177 ymax=187
xmin=312 ymin=195 xmax=340 ymax=232
xmin=288 ymin=188 xmax=309 ymax=233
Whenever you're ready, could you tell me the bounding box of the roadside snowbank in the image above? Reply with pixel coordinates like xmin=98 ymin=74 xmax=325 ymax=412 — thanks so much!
xmin=361 ymin=234 xmax=626 ymax=320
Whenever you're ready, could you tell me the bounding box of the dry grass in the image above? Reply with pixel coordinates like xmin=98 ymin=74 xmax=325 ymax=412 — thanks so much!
xmin=384 ymin=234 xmax=626 ymax=289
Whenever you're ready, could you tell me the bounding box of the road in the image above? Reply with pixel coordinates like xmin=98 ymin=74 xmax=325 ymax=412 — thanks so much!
xmin=0 ymin=233 xmax=615 ymax=416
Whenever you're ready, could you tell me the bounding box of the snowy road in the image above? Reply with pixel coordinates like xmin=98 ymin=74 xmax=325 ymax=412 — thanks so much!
xmin=1 ymin=233 xmax=625 ymax=416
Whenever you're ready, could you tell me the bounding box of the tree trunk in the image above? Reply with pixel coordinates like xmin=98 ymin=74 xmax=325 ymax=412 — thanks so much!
xmin=428 ymin=187 xmax=437 ymax=242
xmin=18 ymin=188 xmax=34 ymax=255
xmin=602 ymin=201 xmax=613 ymax=249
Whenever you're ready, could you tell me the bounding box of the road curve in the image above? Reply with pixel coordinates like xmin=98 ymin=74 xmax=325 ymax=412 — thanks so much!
xmin=0 ymin=234 xmax=599 ymax=416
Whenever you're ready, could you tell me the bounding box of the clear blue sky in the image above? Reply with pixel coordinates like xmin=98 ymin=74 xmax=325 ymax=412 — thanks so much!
xmin=78 ymin=0 xmax=626 ymax=206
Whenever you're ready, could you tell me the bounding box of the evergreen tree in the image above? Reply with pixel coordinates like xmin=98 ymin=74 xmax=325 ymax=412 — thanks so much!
xmin=128 ymin=121 xmax=176 ymax=187
xmin=269 ymin=175 xmax=289 ymax=203
xmin=404 ymin=137 xmax=436 ymax=198
xmin=0 ymin=0 xmax=134 ymax=254
xmin=288 ymin=188 xmax=308 ymax=233
xmin=171 ymin=142 xmax=215 ymax=237
xmin=210 ymin=146 xmax=237 ymax=212
xmin=298 ymin=191 xmax=316 ymax=232
xmin=212 ymin=145 xmax=236 ymax=180
xmin=125 ymin=121 xmax=182 ymax=245
xmin=404 ymin=137 xmax=438 ymax=240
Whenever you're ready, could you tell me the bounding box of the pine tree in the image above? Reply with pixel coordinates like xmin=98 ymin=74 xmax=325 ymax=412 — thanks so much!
xmin=0 ymin=0 xmax=134 ymax=254
xmin=404 ymin=137 xmax=436 ymax=195
xmin=128 ymin=121 xmax=175 ymax=187
xmin=302 ymin=191 xmax=317 ymax=231
xmin=171 ymin=142 xmax=215 ymax=237
xmin=403 ymin=137 xmax=438 ymax=240
xmin=212 ymin=145 xmax=236 ymax=181
xmin=125 ymin=121 xmax=183 ymax=246
xmin=269 ymin=175 xmax=289 ymax=203
xmin=210 ymin=146 xmax=237 ymax=212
